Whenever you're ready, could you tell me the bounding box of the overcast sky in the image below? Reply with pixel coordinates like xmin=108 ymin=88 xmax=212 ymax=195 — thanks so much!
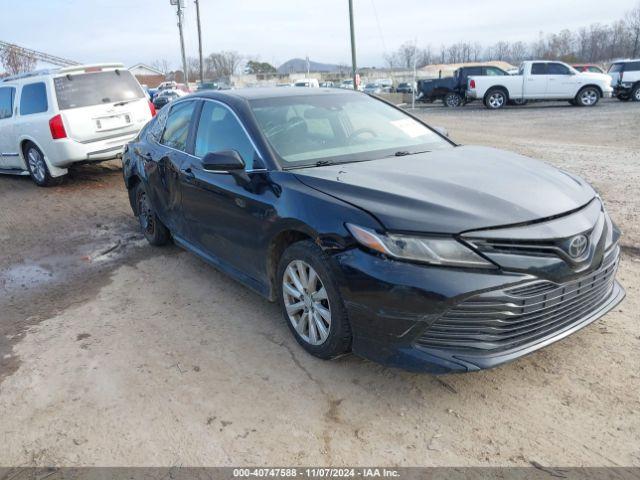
xmin=1 ymin=0 xmax=637 ymax=70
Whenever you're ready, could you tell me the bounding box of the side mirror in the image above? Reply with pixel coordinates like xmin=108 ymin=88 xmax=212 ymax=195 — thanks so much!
xmin=433 ymin=126 xmax=449 ymax=138
xmin=202 ymin=150 xmax=245 ymax=171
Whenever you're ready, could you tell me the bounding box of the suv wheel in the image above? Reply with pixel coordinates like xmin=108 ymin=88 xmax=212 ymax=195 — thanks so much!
xmin=484 ymin=89 xmax=507 ymax=109
xmin=134 ymin=183 xmax=170 ymax=246
xmin=24 ymin=143 xmax=63 ymax=187
xmin=277 ymin=240 xmax=351 ymax=359
xmin=632 ymin=85 xmax=640 ymax=102
xmin=443 ymin=92 xmax=463 ymax=108
xmin=575 ymin=87 xmax=600 ymax=107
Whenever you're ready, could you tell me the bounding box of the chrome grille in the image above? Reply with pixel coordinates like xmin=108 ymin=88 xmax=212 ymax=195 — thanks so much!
xmin=416 ymin=249 xmax=619 ymax=352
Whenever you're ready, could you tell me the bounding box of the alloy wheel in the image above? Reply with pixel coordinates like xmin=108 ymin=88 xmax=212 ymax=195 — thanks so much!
xmin=488 ymin=93 xmax=505 ymax=109
xmin=580 ymin=89 xmax=598 ymax=106
xmin=27 ymin=148 xmax=46 ymax=184
xmin=282 ymin=260 xmax=331 ymax=346
xmin=634 ymin=88 xmax=640 ymax=101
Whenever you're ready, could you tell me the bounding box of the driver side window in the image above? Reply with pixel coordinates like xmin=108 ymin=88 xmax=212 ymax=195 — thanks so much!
xmin=194 ymin=102 xmax=258 ymax=169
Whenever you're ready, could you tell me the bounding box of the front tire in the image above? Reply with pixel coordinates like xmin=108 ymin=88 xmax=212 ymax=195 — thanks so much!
xmin=134 ymin=183 xmax=170 ymax=246
xmin=484 ymin=89 xmax=507 ymax=109
xmin=277 ymin=240 xmax=352 ymax=359
xmin=24 ymin=143 xmax=64 ymax=187
xmin=443 ymin=92 xmax=463 ymax=108
xmin=632 ymin=85 xmax=640 ymax=102
xmin=575 ymin=87 xmax=600 ymax=107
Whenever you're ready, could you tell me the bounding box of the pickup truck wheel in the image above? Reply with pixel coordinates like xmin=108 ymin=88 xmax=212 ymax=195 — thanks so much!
xmin=576 ymin=87 xmax=600 ymax=107
xmin=484 ymin=89 xmax=507 ymax=109
xmin=632 ymin=85 xmax=640 ymax=102
xmin=443 ymin=93 xmax=463 ymax=108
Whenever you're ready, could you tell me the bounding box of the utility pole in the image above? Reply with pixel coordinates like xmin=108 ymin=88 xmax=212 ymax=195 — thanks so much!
xmin=171 ymin=0 xmax=189 ymax=85
xmin=348 ymin=0 xmax=358 ymax=90
xmin=194 ymin=0 xmax=204 ymax=83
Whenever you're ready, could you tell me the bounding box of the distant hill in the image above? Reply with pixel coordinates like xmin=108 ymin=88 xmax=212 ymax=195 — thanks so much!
xmin=277 ymin=58 xmax=342 ymax=74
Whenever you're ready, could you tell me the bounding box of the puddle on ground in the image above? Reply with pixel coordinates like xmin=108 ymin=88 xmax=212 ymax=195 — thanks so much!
xmin=1 ymin=263 xmax=55 ymax=291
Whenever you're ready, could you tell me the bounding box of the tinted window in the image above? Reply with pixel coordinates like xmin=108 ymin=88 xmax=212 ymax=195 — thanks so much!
xmin=588 ymin=66 xmax=603 ymax=73
xmin=547 ymin=63 xmax=571 ymax=75
xmin=0 ymin=87 xmax=15 ymax=120
xmin=148 ymin=106 xmax=169 ymax=142
xmin=54 ymin=70 xmax=144 ymax=110
xmin=20 ymin=82 xmax=48 ymax=115
xmin=160 ymin=101 xmax=196 ymax=152
xmin=608 ymin=63 xmax=624 ymax=73
xmin=628 ymin=61 xmax=640 ymax=71
xmin=484 ymin=67 xmax=506 ymax=76
xmin=531 ymin=63 xmax=547 ymax=75
xmin=195 ymin=102 xmax=258 ymax=169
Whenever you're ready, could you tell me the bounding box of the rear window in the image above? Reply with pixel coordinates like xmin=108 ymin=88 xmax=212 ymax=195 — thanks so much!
xmin=627 ymin=61 xmax=640 ymax=71
xmin=53 ymin=70 xmax=144 ymax=110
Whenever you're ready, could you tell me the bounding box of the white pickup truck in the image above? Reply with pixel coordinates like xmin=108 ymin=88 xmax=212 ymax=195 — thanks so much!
xmin=467 ymin=61 xmax=613 ymax=109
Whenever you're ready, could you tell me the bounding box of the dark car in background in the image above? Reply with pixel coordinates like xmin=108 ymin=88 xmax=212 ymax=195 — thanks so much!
xmin=395 ymin=82 xmax=414 ymax=94
xmin=123 ymin=88 xmax=624 ymax=373
xmin=418 ymin=65 xmax=508 ymax=107
xmin=152 ymin=90 xmax=181 ymax=109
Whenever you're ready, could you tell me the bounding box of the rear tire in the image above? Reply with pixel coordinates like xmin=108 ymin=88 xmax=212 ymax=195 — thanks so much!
xmin=443 ymin=92 xmax=463 ymax=108
xmin=484 ymin=89 xmax=507 ymax=109
xmin=134 ymin=183 xmax=170 ymax=246
xmin=23 ymin=143 xmax=64 ymax=187
xmin=575 ymin=87 xmax=600 ymax=107
xmin=277 ymin=240 xmax=352 ymax=360
xmin=632 ymin=85 xmax=640 ymax=102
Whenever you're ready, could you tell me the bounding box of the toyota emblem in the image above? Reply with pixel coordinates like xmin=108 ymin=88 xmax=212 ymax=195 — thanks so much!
xmin=568 ymin=234 xmax=589 ymax=258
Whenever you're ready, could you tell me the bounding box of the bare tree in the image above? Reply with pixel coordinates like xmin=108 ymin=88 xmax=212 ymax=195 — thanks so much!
xmin=151 ymin=59 xmax=171 ymax=75
xmin=628 ymin=1 xmax=640 ymax=57
xmin=0 ymin=45 xmax=36 ymax=75
xmin=205 ymin=51 xmax=242 ymax=79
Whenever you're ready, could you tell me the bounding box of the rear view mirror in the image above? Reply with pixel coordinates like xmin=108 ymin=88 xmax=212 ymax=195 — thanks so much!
xmin=202 ymin=150 xmax=245 ymax=171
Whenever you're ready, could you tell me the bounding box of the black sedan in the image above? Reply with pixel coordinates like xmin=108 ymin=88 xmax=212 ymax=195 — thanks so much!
xmin=122 ymin=88 xmax=624 ymax=373
xmin=152 ymin=90 xmax=181 ymax=109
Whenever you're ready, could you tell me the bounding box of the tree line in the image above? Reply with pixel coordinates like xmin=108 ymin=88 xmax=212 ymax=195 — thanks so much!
xmin=385 ymin=1 xmax=640 ymax=68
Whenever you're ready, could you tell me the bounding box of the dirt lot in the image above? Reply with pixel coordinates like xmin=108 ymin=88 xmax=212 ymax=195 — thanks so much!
xmin=0 ymin=99 xmax=638 ymax=467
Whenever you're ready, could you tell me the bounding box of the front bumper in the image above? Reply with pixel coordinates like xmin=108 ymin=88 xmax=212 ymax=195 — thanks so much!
xmin=332 ymin=247 xmax=624 ymax=373
xmin=613 ymin=84 xmax=634 ymax=97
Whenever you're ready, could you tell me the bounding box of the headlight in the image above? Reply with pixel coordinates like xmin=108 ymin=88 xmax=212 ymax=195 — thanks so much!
xmin=346 ymin=224 xmax=495 ymax=268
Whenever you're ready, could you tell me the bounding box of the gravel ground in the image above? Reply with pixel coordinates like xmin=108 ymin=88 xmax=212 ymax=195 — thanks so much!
xmin=0 ymin=98 xmax=638 ymax=467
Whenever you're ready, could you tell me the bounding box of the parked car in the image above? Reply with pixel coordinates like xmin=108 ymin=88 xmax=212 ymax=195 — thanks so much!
xmin=339 ymin=79 xmax=355 ymax=90
xmin=122 ymin=88 xmax=623 ymax=373
xmin=158 ymin=81 xmax=178 ymax=91
xmin=395 ymin=82 xmax=415 ymax=94
xmin=418 ymin=66 xmax=509 ymax=107
xmin=573 ymin=64 xmax=605 ymax=74
xmin=320 ymin=81 xmax=335 ymax=88
xmin=363 ymin=82 xmax=382 ymax=95
xmin=293 ymin=79 xmax=320 ymax=88
xmin=608 ymin=59 xmax=640 ymax=101
xmin=147 ymin=88 xmax=159 ymax=100
xmin=0 ymin=63 xmax=154 ymax=186
xmin=467 ymin=61 xmax=613 ymax=109
xmin=196 ymin=82 xmax=219 ymax=91
xmin=152 ymin=89 xmax=183 ymax=109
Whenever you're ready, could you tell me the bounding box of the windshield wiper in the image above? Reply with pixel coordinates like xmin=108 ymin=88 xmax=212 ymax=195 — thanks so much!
xmin=314 ymin=160 xmax=335 ymax=167
xmin=113 ymin=99 xmax=138 ymax=107
xmin=390 ymin=149 xmax=431 ymax=158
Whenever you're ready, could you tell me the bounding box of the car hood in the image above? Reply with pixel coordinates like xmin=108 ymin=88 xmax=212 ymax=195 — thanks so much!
xmin=293 ymin=145 xmax=596 ymax=234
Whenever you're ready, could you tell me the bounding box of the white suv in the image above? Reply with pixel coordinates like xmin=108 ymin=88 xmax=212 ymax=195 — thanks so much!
xmin=608 ymin=59 xmax=640 ymax=102
xmin=0 ymin=63 xmax=155 ymax=186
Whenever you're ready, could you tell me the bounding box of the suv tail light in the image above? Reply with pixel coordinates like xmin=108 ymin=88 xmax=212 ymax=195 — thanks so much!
xmin=49 ymin=114 xmax=67 ymax=139
xmin=469 ymin=79 xmax=476 ymax=89
xmin=148 ymin=100 xmax=157 ymax=117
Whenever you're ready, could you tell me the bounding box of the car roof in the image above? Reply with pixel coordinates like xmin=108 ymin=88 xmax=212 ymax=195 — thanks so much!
xmin=193 ymin=87 xmax=357 ymax=101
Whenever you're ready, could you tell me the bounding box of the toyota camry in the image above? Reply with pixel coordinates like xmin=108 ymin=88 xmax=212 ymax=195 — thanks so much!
xmin=122 ymin=88 xmax=624 ymax=373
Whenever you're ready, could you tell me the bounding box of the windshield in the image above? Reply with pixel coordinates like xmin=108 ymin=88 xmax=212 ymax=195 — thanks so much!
xmin=250 ymin=93 xmax=451 ymax=168
xmin=54 ymin=70 xmax=144 ymax=110
xmin=608 ymin=63 xmax=624 ymax=73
